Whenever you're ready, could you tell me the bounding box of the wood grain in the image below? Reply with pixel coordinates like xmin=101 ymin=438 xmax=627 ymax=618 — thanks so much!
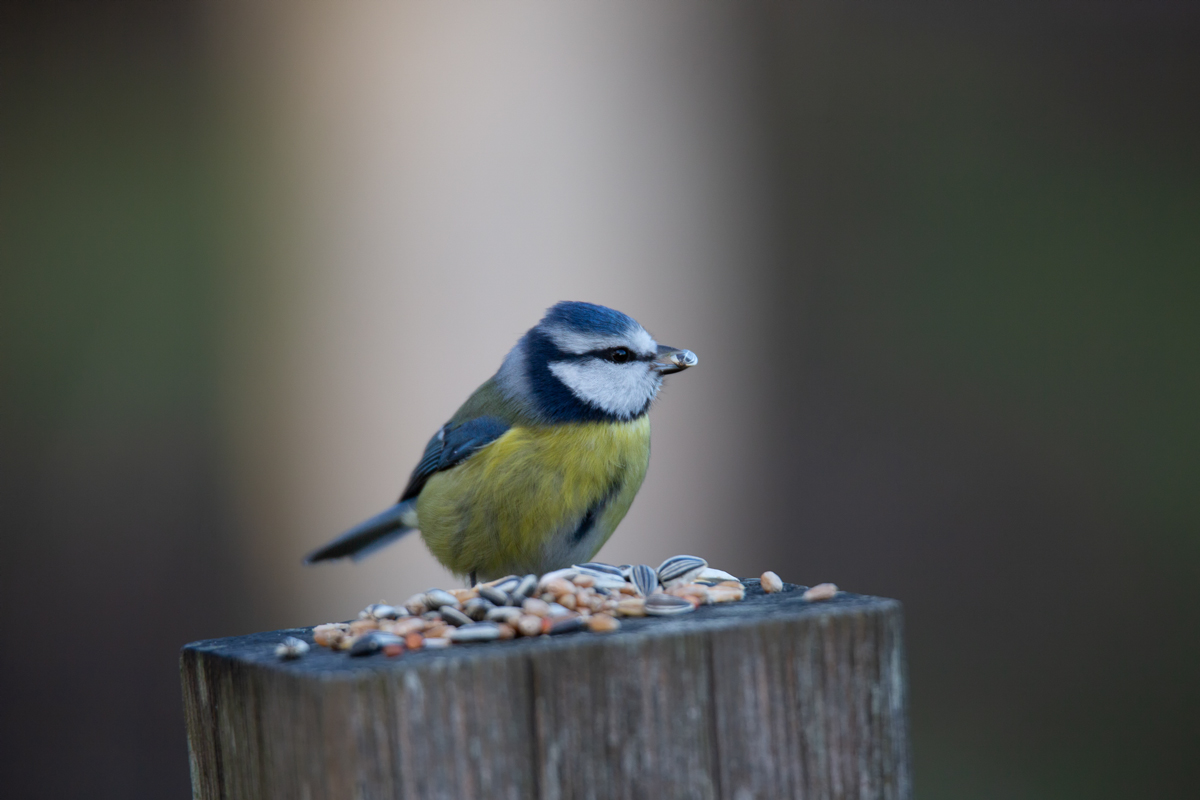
xmin=181 ymin=582 xmax=911 ymax=799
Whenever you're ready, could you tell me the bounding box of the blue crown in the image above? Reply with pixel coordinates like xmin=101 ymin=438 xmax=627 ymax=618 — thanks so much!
xmin=540 ymin=301 xmax=638 ymax=336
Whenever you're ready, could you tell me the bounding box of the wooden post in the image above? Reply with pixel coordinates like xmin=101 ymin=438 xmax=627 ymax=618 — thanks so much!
xmin=181 ymin=582 xmax=911 ymax=799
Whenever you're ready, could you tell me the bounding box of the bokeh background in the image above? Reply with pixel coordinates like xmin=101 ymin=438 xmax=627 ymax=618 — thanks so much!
xmin=3 ymin=1 xmax=1198 ymax=797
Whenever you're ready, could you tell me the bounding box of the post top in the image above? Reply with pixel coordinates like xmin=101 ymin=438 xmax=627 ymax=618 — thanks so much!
xmin=182 ymin=581 xmax=901 ymax=679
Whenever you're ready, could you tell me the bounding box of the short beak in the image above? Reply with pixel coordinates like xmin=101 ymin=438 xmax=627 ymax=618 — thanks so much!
xmin=652 ymin=344 xmax=698 ymax=375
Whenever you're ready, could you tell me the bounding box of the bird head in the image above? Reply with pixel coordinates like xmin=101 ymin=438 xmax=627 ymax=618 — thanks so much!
xmin=497 ymin=301 xmax=697 ymax=423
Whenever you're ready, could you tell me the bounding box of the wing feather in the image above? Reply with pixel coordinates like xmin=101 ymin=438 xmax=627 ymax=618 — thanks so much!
xmin=399 ymin=416 xmax=510 ymax=501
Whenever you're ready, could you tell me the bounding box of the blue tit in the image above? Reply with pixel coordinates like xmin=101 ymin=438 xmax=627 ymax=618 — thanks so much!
xmin=304 ymin=301 xmax=698 ymax=584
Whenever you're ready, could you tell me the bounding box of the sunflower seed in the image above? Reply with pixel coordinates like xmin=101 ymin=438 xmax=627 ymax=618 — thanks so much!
xmin=422 ymin=637 xmax=451 ymax=649
xmin=698 ymin=568 xmax=739 ymax=583
xmin=424 ymin=589 xmax=459 ymax=611
xmin=631 ymin=564 xmax=659 ymax=597
xmin=513 ymin=574 xmax=538 ymax=599
xmin=348 ymin=637 xmax=378 ymax=657
xmin=404 ymin=593 xmax=429 ymax=616
xmin=570 ymin=568 xmax=632 ymax=590
xmin=575 ymin=562 xmax=625 ymax=578
xmin=449 ymin=622 xmax=502 ymax=642
xmin=464 ymin=597 xmax=494 ymax=621
xmin=359 ymin=603 xmax=404 ymax=620
xmin=349 ymin=631 xmax=402 ymax=657
xmin=548 ymin=616 xmax=586 ymax=635
xmin=657 ymin=555 xmax=708 ymax=587
xmin=597 ymin=576 xmax=632 ymax=590
xmin=439 ymin=606 xmax=473 ymax=626
xmin=477 ymin=585 xmax=510 ymax=606
xmin=275 ymin=636 xmax=309 ymax=659
xmin=645 ymin=592 xmax=696 ymax=616
xmin=486 ymin=606 xmax=523 ymax=624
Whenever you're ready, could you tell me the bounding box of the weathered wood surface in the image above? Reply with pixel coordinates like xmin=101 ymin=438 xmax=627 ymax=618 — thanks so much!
xmin=181 ymin=581 xmax=910 ymax=800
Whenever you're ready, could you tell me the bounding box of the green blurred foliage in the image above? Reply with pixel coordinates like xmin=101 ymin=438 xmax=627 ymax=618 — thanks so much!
xmin=763 ymin=7 xmax=1200 ymax=798
xmin=0 ymin=12 xmax=220 ymax=434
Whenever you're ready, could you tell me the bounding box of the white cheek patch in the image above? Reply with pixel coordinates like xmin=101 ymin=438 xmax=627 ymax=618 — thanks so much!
xmin=544 ymin=324 xmax=657 ymax=358
xmin=549 ymin=360 xmax=662 ymax=418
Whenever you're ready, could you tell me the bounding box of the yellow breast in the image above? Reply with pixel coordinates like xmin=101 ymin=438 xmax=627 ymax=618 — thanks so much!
xmin=416 ymin=416 xmax=651 ymax=578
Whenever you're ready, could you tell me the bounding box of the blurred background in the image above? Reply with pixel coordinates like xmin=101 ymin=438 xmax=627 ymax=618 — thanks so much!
xmin=2 ymin=1 xmax=1197 ymax=797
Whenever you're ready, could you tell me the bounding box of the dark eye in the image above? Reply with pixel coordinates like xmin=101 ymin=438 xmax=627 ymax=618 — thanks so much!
xmin=607 ymin=348 xmax=631 ymax=364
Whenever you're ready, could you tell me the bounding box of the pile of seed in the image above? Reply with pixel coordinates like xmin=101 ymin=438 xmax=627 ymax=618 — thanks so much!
xmin=302 ymin=557 xmax=836 ymax=659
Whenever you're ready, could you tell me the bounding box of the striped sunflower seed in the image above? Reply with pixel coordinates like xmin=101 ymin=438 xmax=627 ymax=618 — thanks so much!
xmin=698 ymin=567 xmax=739 ymax=583
xmin=657 ymin=555 xmax=708 ymax=588
xmin=513 ymin=574 xmax=539 ymax=599
xmin=493 ymin=576 xmax=521 ymax=595
xmin=359 ymin=603 xmax=405 ymax=620
xmin=439 ymin=606 xmax=473 ymax=626
xmin=548 ymin=616 xmax=586 ymax=635
xmin=645 ymin=592 xmax=696 ymax=616
xmin=477 ymin=585 xmax=510 ymax=606
xmin=424 ymin=589 xmax=459 ymax=611
xmin=631 ymin=564 xmax=659 ymax=597
xmin=486 ymin=606 xmax=523 ymax=624
xmin=403 ymin=593 xmax=429 ymax=616
xmin=463 ymin=597 xmax=494 ymax=620
xmin=574 ymin=562 xmax=625 ymax=578
xmin=349 ymin=631 xmax=402 ymax=657
xmin=449 ymin=622 xmax=503 ymax=642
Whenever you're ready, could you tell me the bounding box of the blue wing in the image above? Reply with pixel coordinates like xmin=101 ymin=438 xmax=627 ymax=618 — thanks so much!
xmin=399 ymin=416 xmax=510 ymax=502
xmin=305 ymin=415 xmax=510 ymax=564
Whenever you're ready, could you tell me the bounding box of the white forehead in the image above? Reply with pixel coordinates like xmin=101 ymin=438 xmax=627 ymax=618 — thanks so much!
xmin=543 ymin=323 xmax=657 ymax=357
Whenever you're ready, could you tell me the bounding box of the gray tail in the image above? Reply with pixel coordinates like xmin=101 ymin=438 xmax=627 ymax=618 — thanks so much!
xmin=304 ymin=501 xmax=415 ymax=564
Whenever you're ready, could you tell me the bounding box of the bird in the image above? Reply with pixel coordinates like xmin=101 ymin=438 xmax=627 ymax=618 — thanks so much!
xmin=304 ymin=301 xmax=698 ymax=585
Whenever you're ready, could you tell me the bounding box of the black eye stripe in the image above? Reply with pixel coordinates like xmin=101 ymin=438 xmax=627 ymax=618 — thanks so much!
xmin=585 ymin=347 xmax=651 ymax=363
